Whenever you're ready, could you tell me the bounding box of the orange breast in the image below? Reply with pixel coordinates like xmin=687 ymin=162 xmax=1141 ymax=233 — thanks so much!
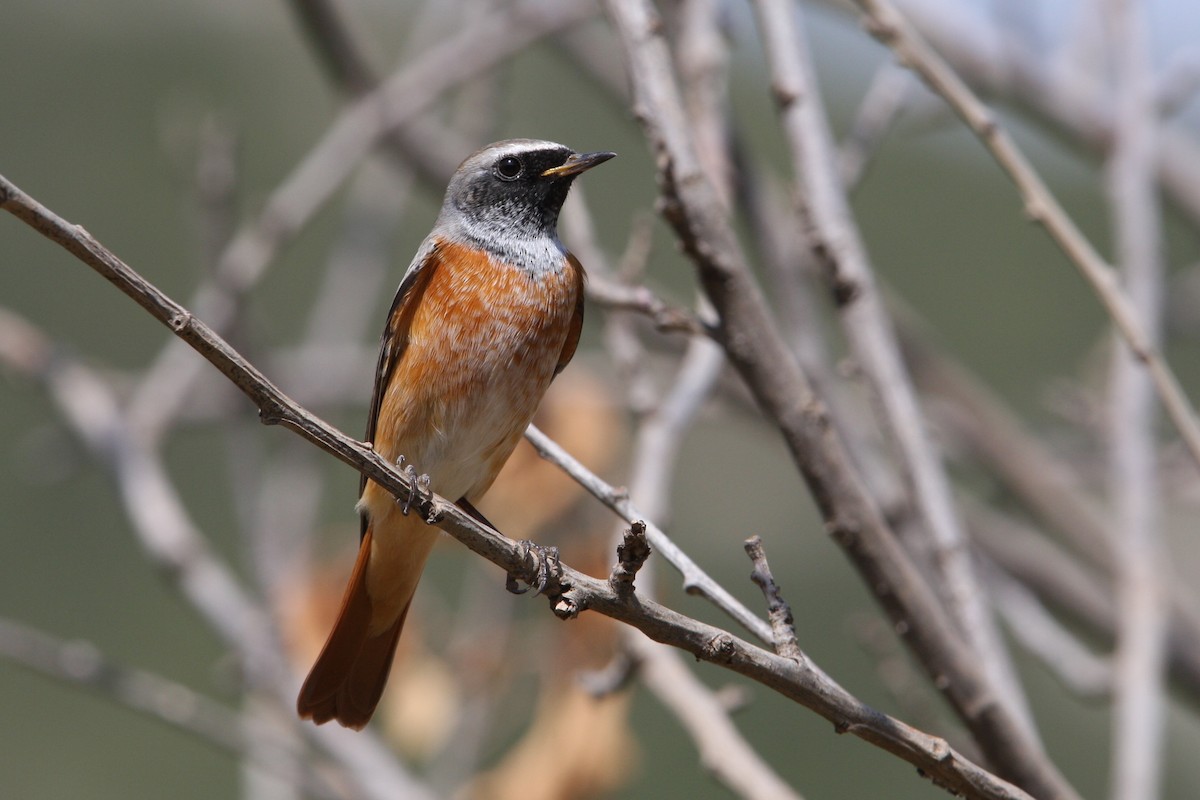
xmin=367 ymin=238 xmax=581 ymax=509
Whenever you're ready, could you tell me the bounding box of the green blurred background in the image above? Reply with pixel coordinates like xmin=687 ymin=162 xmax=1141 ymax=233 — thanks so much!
xmin=3 ymin=0 xmax=1200 ymax=797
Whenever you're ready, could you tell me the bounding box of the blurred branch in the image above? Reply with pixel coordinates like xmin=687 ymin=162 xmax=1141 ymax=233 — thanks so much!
xmin=559 ymin=190 xmax=659 ymax=415
xmin=966 ymin=496 xmax=1200 ymax=709
xmin=897 ymin=313 xmax=1115 ymax=571
xmin=289 ymin=0 xmax=376 ymax=94
xmin=850 ymin=0 xmax=1200 ymax=476
xmin=286 ymin=0 xmax=470 ymax=182
xmin=0 ymin=617 xmax=339 ymax=800
xmin=627 ymin=631 xmax=804 ymax=800
xmin=984 ymin=564 xmax=1112 ymax=699
xmin=898 ymin=307 xmax=1200 ymax=708
xmin=601 ymin=1 xmax=1071 ymax=795
xmin=1102 ymin=2 xmax=1169 ymax=796
xmin=1 ymin=168 xmax=1034 ymax=800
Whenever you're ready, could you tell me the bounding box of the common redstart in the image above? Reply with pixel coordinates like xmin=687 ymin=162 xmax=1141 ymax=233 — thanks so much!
xmin=297 ymin=139 xmax=615 ymax=729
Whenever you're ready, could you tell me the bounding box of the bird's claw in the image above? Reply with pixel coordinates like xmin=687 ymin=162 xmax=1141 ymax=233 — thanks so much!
xmin=396 ymin=456 xmax=431 ymax=516
xmin=506 ymin=540 xmax=561 ymax=596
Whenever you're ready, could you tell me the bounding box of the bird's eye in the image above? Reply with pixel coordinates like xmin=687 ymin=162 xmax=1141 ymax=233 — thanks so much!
xmin=495 ymin=156 xmax=524 ymax=181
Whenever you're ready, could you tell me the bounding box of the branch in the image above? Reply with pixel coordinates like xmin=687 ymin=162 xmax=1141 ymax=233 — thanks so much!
xmin=838 ymin=63 xmax=915 ymax=188
xmin=2 ymin=169 xmax=1035 ymax=800
xmin=744 ymin=536 xmax=801 ymax=662
xmin=965 ymin=496 xmax=1200 ymax=709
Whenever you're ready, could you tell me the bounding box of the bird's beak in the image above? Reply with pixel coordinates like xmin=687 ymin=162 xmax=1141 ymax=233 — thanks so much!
xmin=541 ymin=151 xmax=617 ymax=178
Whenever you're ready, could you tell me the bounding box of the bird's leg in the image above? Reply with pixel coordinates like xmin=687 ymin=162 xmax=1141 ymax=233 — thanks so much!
xmin=395 ymin=455 xmax=432 ymax=516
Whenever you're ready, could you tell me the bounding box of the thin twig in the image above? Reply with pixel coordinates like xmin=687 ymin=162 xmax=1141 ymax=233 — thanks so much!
xmin=585 ymin=277 xmax=709 ymax=336
xmin=610 ymin=521 xmax=653 ymax=597
xmin=744 ymin=536 xmax=801 ymax=661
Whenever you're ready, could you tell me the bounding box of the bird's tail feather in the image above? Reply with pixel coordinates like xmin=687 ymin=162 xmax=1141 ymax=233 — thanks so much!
xmin=296 ymin=517 xmax=430 ymax=729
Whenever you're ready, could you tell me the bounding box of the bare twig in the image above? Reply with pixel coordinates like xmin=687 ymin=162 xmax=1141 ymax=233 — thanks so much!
xmin=585 ymin=276 xmax=709 ymax=336
xmin=850 ymin=0 xmax=1200 ymax=475
xmin=744 ymin=536 xmax=801 ymax=662
xmin=2 ymin=170 xmax=1037 ymax=800
xmin=610 ymin=521 xmax=653 ymax=597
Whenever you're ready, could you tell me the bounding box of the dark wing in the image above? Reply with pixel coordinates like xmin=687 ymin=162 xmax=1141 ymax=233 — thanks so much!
xmin=554 ymin=252 xmax=586 ymax=376
xmin=360 ymin=237 xmax=442 ymax=512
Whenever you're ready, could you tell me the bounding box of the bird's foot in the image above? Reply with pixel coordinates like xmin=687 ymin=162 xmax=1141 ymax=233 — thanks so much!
xmin=506 ymin=540 xmax=561 ymax=596
xmin=396 ymin=456 xmax=431 ymax=516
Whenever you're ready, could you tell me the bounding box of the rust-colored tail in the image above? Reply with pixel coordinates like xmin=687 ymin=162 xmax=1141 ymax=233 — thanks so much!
xmin=297 ymin=517 xmax=432 ymax=729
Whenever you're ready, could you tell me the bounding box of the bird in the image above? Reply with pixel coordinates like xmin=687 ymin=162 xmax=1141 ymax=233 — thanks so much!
xmin=296 ymin=139 xmax=615 ymax=729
